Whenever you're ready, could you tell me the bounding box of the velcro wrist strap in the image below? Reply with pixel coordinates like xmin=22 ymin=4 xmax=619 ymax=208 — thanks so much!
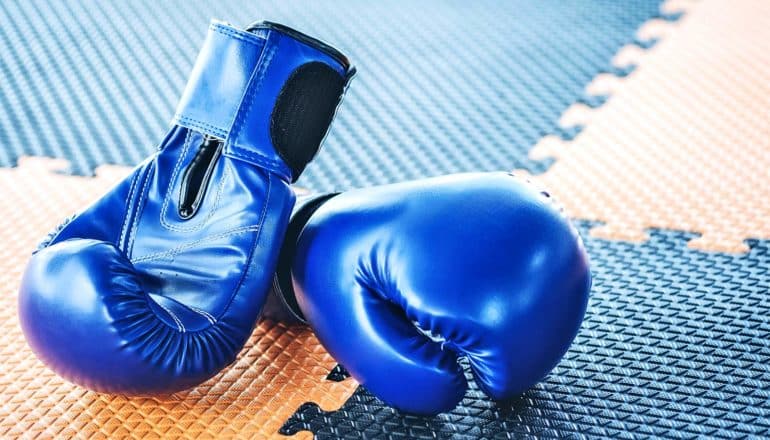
xmin=173 ymin=20 xmax=353 ymax=182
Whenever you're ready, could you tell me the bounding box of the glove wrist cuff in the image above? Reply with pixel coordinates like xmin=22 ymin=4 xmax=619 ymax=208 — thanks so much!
xmin=173 ymin=20 xmax=355 ymax=182
xmin=265 ymin=191 xmax=339 ymax=323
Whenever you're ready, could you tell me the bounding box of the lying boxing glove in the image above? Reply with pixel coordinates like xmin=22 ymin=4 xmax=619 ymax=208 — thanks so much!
xmin=269 ymin=173 xmax=591 ymax=415
xmin=18 ymin=20 xmax=354 ymax=394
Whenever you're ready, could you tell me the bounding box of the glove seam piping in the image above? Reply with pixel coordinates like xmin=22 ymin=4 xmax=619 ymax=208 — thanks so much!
xmin=210 ymin=22 xmax=265 ymax=48
xmin=126 ymin=163 xmax=154 ymax=256
xmin=173 ymin=116 xmax=228 ymax=139
xmin=130 ymin=224 xmax=261 ymax=264
xmin=158 ymin=129 xmax=193 ymax=230
xmin=151 ymin=298 xmax=185 ymax=333
xmin=225 ymin=145 xmax=289 ymax=176
xmin=118 ymin=170 xmax=141 ymax=251
xmin=226 ymin=31 xmax=292 ymax=179
xmin=228 ymin=28 xmax=275 ymax=143
xmin=186 ymin=305 xmax=217 ymax=324
xmin=214 ymin=171 xmax=273 ymax=321
xmin=160 ymin=130 xmax=229 ymax=233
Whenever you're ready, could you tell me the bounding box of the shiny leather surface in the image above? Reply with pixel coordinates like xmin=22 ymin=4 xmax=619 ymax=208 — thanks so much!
xmin=18 ymin=20 xmax=352 ymax=395
xmin=173 ymin=21 xmax=351 ymax=182
xmin=288 ymin=173 xmax=592 ymax=415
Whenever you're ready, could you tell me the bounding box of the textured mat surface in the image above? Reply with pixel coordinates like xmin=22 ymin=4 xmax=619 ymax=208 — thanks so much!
xmin=0 ymin=159 xmax=358 ymax=439
xmin=283 ymin=223 xmax=770 ymax=438
xmin=525 ymin=0 xmax=770 ymax=253
xmin=279 ymin=1 xmax=770 ymax=437
xmin=0 ymin=0 xmax=672 ymax=190
xmin=2 ymin=0 xmax=770 ymax=439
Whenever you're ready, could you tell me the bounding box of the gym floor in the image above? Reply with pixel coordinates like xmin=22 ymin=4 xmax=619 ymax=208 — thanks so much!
xmin=0 ymin=0 xmax=768 ymax=438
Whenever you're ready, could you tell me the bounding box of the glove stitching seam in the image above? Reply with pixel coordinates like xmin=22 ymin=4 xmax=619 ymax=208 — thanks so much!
xmin=186 ymin=305 xmax=217 ymax=324
xmin=162 ymin=167 xmax=229 ymax=233
xmin=118 ymin=172 xmax=141 ymax=250
xmin=214 ymin=171 xmax=273 ymax=321
xmin=226 ymin=34 xmax=291 ymax=177
xmin=227 ymin=33 xmax=274 ymax=144
xmin=226 ymin=145 xmax=288 ymax=173
xmin=35 ymin=215 xmax=75 ymax=252
xmin=159 ymin=130 xmax=229 ymax=233
xmin=130 ymin=225 xmax=261 ymax=263
xmin=201 ymin=23 xmax=268 ymax=148
xmin=158 ymin=129 xmax=192 ymax=231
xmin=152 ymin=298 xmax=185 ymax=333
xmin=145 ymin=293 xmax=218 ymax=328
xmin=126 ymin=163 xmax=154 ymax=257
xmin=118 ymin=171 xmax=141 ymax=251
xmin=210 ymin=23 xmax=264 ymax=48
xmin=173 ymin=116 xmax=228 ymax=139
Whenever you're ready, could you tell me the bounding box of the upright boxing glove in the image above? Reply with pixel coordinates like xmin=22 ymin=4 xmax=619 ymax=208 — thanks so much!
xmin=269 ymin=173 xmax=591 ymax=415
xmin=18 ymin=20 xmax=354 ymax=394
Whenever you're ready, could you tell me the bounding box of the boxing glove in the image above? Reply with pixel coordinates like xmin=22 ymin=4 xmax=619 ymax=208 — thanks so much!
xmin=18 ymin=20 xmax=354 ymax=394
xmin=269 ymin=173 xmax=591 ymax=415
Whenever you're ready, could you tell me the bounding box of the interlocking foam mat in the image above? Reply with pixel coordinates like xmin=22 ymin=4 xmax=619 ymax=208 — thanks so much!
xmin=0 ymin=0 xmax=674 ymax=187
xmin=1 ymin=0 xmax=769 ymax=438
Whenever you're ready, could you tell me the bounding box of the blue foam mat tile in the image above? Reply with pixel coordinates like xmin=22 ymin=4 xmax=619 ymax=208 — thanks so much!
xmin=0 ymin=0 xmax=666 ymax=190
xmin=281 ymin=223 xmax=770 ymax=439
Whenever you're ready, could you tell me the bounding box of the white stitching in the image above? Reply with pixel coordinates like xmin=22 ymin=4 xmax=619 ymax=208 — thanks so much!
xmin=130 ymin=224 xmax=260 ymax=263
xmin=186 ymin=305 xmax=216 ymax=325
xmin=203 ymin=24 xmax=270 ymax=155
xmin=126 ymin=164 xmax=154 ymax=256
xmin=224 ymin=36 xmax=292 ymax=179
xmin=172 ymin=115 xmax=228 ymax=138
xmin=161 ymin=162 xmax=230 ymax=233
xmin=213 ymin=171 xmax=273 ymax=321
xmin=118 ymin=171 xmax=140 ymax=250
xmin=159 ymin=130 xmax=231 ymax=233
xmin=159 ymin=130 xmax=193 ymax=230
xmin=153 ymin=298 xmax=185 ymax=333
xmin=228 ymin=37 xmax=276 ymax=148
xmin=226 ymin=144 xmax=289 ymax=173
xmin=210 ymin=23 xmax=265 ymax=47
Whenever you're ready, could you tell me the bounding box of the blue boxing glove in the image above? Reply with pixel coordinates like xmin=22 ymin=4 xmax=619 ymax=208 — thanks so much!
xmin=18 ymin=20 xmax=353 ymax=394
xmin=269 ymin=173 xmax=591 ymax=415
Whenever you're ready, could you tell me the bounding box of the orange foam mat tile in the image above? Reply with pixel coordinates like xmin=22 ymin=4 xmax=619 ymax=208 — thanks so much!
xmin=0 ymin=157 xmax=357 ymax=439
xmin=526 ymin=0 xmax=770 ymax=253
